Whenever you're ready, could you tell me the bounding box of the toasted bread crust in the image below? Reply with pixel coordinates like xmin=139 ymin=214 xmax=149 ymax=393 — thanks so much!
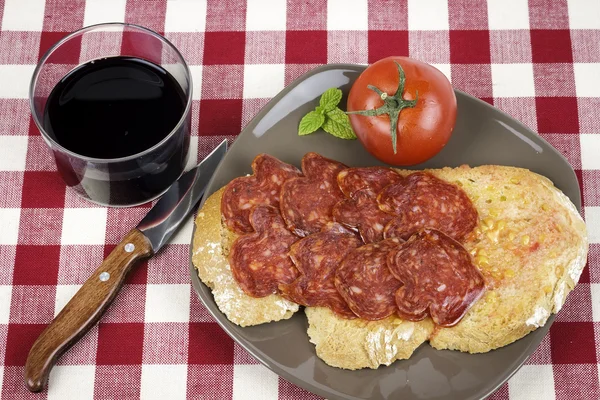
xmin=192 ymin=165 xmax=588 ymax=367
xmin=192 ymin=187 xmax=299 ymax=327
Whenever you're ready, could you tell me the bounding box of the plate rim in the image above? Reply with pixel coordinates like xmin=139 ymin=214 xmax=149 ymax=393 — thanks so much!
xmin=188 ymin=63 xmax=581 ymax=400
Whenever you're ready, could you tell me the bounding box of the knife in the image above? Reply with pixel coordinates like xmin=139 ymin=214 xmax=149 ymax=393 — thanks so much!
xmin=24 ymin=139 xmax=228 ymax=393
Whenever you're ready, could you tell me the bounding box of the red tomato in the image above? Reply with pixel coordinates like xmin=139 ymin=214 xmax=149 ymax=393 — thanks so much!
xmin=347 ymin=56 xmax=457 ymax=166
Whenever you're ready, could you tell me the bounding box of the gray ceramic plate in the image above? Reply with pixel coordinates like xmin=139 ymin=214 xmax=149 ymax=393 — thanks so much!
xmin=189 ymin=64 xmax=581 ymax=400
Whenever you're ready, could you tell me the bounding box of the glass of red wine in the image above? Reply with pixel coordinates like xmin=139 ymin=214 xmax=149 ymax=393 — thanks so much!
xmin=29 ymin=23 xmax=192 ymax=206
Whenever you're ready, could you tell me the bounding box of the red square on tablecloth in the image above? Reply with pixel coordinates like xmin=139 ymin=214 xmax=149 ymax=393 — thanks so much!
xmin=198 ymin=99 xmax=243 ymax=136
xmin=203 ymin=32 xmax=246 ymax=65
xmin=536 ymin=97 xmax=579 ymax=133
xmin=449 ymin=30 xmax=490 ymax=64
xmin=551 ymin=322 xmax=597 ymax=364
xmin=20 ymin=171 xmax=66 ymax=209
xmin=96 ymin=322 xmax=144 ymax=365
xmin=4 ymin=324 xmax=47 ymax=366
xmin=13 ymin=245 xmax=60 ymax=285
xmin=368 ymin=31 xmax=408 ymax=64
xmin=188 ymin=322 xmax=233 ymax=364
xmin=39 ymin=31 xmax=81 ymax=64
xmin=285 ymin=31 xmax=327 ymax=64
xmin=531 ymin=30 xmax=573 ymax=63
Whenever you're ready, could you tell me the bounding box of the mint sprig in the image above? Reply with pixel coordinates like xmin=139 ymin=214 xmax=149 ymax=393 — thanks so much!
xmin=298 ymin=88 xmax=357 ymax=140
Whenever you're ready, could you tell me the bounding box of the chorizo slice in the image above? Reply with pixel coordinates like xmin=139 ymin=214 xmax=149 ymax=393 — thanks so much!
xmin=279 ymin=223 xmax=362 ymax=318
xmin=221 ymin=154 xmax=302 ymax=234
xmin=337 ymin=167 xmax=402 ymax=199
xmin=333 ymin=190 xmax=395 ymax=244
xmin=280 ymin=152 xmax=347 ymax=237
xmin=229 ymin=206 xmax=300 ymax=297
xmin=387 ymin=228 xmax=485 ymax=327
xmin=335 ymin=238 xmax=404 ymax=320
xmin=378 ymin=172 xmax=477 ymax=241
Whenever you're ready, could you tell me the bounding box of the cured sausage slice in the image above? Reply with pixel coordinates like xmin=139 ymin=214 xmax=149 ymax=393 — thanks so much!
xmin=335 ymin=238 xmax=404 ymax=320
xmin=279 ymin=223 xmax=362 ymax=318
xmin=337 ymin=167 xmax=402 ymax=199
xmin=333 ymin=190 xmax=395 ymax=244
xmin=221 ymin=154 xmax=302 ymax=234
xmin=378 ymin=172 xmax=477 ymax=241
xmin=229 ymin=206 xmax=299 ymax=297
xmin=280 ymin=153 xmax=347 ymax=237
xmin=387 ymin=228 xmax=485 ymax=327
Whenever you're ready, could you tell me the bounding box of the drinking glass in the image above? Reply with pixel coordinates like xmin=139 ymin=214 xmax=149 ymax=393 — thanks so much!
xmin=29 ymin=23 xmax=192 ymax=206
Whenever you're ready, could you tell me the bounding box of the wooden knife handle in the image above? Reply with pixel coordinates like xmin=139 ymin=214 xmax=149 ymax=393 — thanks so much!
xmin=24 ymin=229 xmax=153 ymax=392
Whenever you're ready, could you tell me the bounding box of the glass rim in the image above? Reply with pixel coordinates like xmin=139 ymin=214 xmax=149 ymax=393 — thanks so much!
xmin=29 ymin=22 xmax=193 ymax=164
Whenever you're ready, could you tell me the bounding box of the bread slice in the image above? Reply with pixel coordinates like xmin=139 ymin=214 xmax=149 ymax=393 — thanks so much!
xmin=192 ymin=187 xmax=299 ymax=327
xmin=192 ymin=165 xmax=588 ymax=368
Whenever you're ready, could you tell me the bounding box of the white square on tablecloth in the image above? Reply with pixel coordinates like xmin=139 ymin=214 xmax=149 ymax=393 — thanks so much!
xmin=145 ymin=284 xmax=191 ymax=323
xmin=165 ymin=0 xmax=207 ymax=33
xmin=83 ymin=0 xmax=127 ymax=26
xmin=591 ymin=284 xmax=600 ymax=322
xmin=246 ymin=0 xmax=287 ymax=31
xmin=327 ymin=0 xmax=368 ymax=31
xmin=574 ymin=63 xmax=600 ymax=97
xmin=0 ymin=136 xmax=27 ymax=172
xmin=487 ymin=0 xmax=530 ymax=30
xmin=190 ymin=65 xmax=203 ymax=101
xmin=580 ymin=134 xmax=600 ymax=170
xmin=1 ymin=0 xmax=45 ymax=31
xmin=61 ymin=208 xmax=108 ymax=245
xmin=430 ymin=64 xmax=451 ymax=82
xmin=0 ymin=286 xmax=12 ymax=324
xmin=508 ymin=364 xmax=555 ymax=400
xmin=0 ymin=65 xmax=35 ymax=99
xmin=0 ymin=208 xmax=20 ymax=245
xmin=568 ymin=0 xmax=600 ymax=29
xmin=408 ymin=0 xmax=449 ymax=31
xmin=491 ymin=64 xmax=535 ymax=97
xmin=47 ymin=365 xmax=96 ymax=400
xmin=54 ymin=284 xmax=82 ymax=317
xmin=584 ymin=206 xmax=600 ymax=244
xmin=243 ymin=64 xmax=285 ymax=99
xmin=141 ymin=364 xmax=187 ymax=400
xmin=233 ymin=364 xmax=279 ymax=400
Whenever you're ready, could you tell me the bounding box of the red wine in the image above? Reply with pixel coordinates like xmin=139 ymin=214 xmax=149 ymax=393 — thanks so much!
xmin=44 ymin=56 xmax=186 ymax=159
xmin=43 ymin=56 xmax=190 ymax=205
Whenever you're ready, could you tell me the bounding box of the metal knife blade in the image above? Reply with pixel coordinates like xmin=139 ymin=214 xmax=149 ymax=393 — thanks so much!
xmin=137 ymin=139 xmax=227 ymax=252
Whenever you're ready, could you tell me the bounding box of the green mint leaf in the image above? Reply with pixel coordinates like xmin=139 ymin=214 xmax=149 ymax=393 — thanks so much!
xmin=319 ymin=88 xmax=343 ymax=112
xmin=322 ymin=108 xmax=357 ymax=140
xmin=315 ymin=105 xmax=325 ymax=115
xmin=298 ymin=111 xmax=325 ymax=136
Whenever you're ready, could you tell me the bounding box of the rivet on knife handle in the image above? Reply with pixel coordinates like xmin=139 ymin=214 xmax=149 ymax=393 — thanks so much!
xmin=24 ymin=229 xmax=153 ymax=392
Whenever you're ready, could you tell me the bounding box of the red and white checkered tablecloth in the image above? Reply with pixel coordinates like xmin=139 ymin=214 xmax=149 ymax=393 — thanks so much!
xmin=0 ymin=0 xmax=599 ymax=399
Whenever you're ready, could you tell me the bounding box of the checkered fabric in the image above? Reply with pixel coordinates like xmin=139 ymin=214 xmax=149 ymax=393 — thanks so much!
xmin=0 ymin=0 xmax=599 ymax=398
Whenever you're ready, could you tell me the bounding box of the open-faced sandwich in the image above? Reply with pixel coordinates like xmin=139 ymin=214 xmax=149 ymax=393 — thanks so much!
xmin=192 ymin=151 xmax=588 ymax=370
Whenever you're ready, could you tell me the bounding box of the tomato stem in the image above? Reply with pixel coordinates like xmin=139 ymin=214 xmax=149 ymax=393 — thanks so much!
xmin=346 ymin=61 xmax=418 ymax=154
